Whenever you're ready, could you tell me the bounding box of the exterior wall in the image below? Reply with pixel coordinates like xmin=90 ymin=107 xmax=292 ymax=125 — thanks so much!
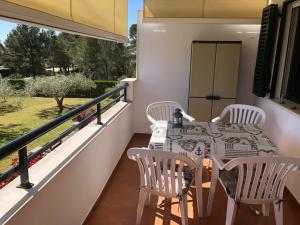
xmin=2 ymin=102 xmax=134 ymax=225
xmin=135 ymin=12 xmax=261 ymax=133
xmin=257 ymin=98 xmax=300 ymax=203
xmin=256 ymin=0 xmax=300 ymax=203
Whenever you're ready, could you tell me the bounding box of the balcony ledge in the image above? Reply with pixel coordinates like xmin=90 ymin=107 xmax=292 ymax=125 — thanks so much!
xmin=0 ymin=101 xmax=131 ymax=224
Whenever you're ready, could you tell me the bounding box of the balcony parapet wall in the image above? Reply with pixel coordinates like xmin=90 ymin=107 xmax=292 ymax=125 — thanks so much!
xmin=0 ymin=98 xmax=134 ymax=225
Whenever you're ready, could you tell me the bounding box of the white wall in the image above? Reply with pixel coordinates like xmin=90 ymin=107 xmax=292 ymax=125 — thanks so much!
xmin=135 ymin=12 xmax=261 ymax=133
xmin=1 ymin=102 xmax=134 ymax=225
xmin=257 ymin=98 xmax=300 ymax=203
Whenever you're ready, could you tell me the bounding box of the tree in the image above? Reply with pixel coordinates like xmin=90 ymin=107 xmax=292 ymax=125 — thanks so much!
xmin=57 ymin=33 xmax=76 ymax=70
xmin=46 ymin=30 xmax=58 ymax=74
xmin=127 ymin=24 xmax=137 ymax=77
xmin=129 ymin=24 xmax=137 ymax=52
xmin=0 ymin=42 xmax=4 ymax=65
xmin=47 ymin=31 xmax=72 ymax=73
xmin=2 ymin=25 xmax=50 ymax=76
xmin=0 ymin=79 xmax=15 ymax=102
xmin=77 ymin=37 xmax=134 ymax=80
xmin=1 ymin=24 xmax=137 ymax=79
xmin=80 ymin=38 xmax=103 ymax=79
xmin=110 ymin=42 xmax=132 ymax=79
xmin=25 ymin=74 xmax=96 ymax=113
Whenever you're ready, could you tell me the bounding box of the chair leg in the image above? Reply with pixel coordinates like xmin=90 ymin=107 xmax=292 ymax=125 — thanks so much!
xmin=195 ymin=168 xmax=203 ymax=218
xmin=179 ymin=194 xmax=188 ymax=225
xmin=273 ymin=202 xmax=283 ymax=225
xmin=145 ymin=193 xmax=151 ymax=206
xmin=262 ymin=203 xmax=270 ymax=216
xmin=225 ymin=197 xmax=238 ymax=225
xmin=207 ymin=161 xmax=219 ymax=216
xmin=136 ymin=189 xmax=148 ymax=225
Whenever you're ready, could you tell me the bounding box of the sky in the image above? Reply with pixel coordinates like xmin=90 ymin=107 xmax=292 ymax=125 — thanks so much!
xmin=0 ymin=0 xmax=143 ymax=43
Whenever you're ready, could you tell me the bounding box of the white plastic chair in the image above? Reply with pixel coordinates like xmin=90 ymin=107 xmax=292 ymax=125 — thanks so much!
xmin=128 ymin=148 xmax=201 ymax=225
xmin=212 ymin=104 xmax=266 ymax=127
xmin=146 ymin=101 xmax=195 ymax=130
xmin=207 ymin=155 xmax=300 ymax=225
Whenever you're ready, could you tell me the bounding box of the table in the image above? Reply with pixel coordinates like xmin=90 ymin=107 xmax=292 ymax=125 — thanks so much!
xmin=149 ymin=121 xmax=280 ymax=217
xmin=149 ymin=121 xmax=279 ymax=161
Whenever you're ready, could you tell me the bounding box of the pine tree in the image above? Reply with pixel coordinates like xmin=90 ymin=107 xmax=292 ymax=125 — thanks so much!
xmin=2 ymin=25 xmax=50 ymax=76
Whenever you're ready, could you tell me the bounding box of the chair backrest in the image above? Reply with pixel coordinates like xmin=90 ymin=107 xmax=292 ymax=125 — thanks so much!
xmin=224 ymin=156 xmax=300 ymax=203
xmin=219 ymin=104 xmax=266 ymax=127
xmin=127 ymin=148 xmax=196 ymax=197
xmin=146 ymin=101 xmax=184 ymax=125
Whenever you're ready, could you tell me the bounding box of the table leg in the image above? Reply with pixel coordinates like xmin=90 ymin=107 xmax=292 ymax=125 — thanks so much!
xmin=207 ymin=159 xmax=219 ymax=216
xmin=195 ymin=166 xmax=203 ymax=218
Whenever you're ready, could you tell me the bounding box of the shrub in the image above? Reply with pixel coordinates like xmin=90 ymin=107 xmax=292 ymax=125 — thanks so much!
xmin=8 ymin=78 xmax=118 ymax=98
xmin=68 ymin=80 xmax=118 ymax=98
xmin=8 ymin=79 xmax=26 ymax=90
xmin=93 ymin=80 xmax=118 ymax=96
xmin=0 ymin=79 xmax=16 ymax=102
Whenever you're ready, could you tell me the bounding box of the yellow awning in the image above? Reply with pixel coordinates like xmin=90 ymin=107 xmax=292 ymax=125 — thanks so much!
xmin=0 ymin=0 xmax=128 ymax=42
xmin=144 ymin=0 xmax=268 ymax=19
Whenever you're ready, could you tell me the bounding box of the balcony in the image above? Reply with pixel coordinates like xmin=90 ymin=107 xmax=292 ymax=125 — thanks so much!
xmin=1 ymin=0 xmax=300 ymax=225
xmin=0 ymin=77 xmax=299 ymax=225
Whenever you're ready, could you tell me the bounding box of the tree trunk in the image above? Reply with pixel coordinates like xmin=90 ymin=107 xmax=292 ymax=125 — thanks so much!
xmin=55 ymin=97 xmax=64 ymax=113
xmin=105 ymin=63 xmax=109 ymax=80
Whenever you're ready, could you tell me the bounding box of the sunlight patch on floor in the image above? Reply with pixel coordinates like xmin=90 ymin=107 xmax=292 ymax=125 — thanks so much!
xmin=151 ymin=193 xmax=196 ymax=225
xmin=202 ymin=181 xmax=211 ymax=189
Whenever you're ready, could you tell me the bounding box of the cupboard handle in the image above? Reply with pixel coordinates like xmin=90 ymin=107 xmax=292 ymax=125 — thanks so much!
xmin=206 ymin=95 xmax=221 ymax=100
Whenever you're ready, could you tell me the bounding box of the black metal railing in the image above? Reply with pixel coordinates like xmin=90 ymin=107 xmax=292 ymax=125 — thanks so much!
xmin=0 ymin=83 xmax=129 ymax=189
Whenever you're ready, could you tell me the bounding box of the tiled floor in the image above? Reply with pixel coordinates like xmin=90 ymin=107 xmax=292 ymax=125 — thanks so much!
xmin=84 ymin=134 xmax=300 ymax=225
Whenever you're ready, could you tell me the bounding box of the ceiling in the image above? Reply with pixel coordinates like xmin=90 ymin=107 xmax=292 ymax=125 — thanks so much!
xmin=144 ymin=0 xmax=268 ymax=19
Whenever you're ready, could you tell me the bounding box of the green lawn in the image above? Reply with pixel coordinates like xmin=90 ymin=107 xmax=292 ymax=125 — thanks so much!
xmin=0 ymin=97 xmax=93 ymax=173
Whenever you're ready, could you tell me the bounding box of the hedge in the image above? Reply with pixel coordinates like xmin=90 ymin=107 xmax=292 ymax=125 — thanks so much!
xmin=68 ymin=80 xmax=118 ymax=98
xmin=7 ymin=79 xmax=118 ymax=98
xmin=8 ymin=79 xmax=26 ymax=90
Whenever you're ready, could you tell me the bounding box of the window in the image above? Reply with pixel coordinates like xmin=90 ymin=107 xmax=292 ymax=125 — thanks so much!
xmin=273 ymin=0 xmax=300 ymax=105
xmin=285 ymin=7 xmax=300 ymax=103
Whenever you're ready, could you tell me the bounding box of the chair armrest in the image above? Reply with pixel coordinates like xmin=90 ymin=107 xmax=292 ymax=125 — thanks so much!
xmin=150 ymin=124 xmax=157 ymax=131
xmin=211 ymin=116 xmax=221 ymax=123
xmin=211 ymin=154 xmax=225 ymax=170
xmin=182 ymin=112 xmax=195 ymax=122
xmin=147 ymin=114 xmax=158 ymax=127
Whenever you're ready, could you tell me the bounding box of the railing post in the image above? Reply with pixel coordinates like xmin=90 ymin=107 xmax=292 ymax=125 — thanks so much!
xmin=17 ymin=147 xmax=34 ymax=189
xmin=96 ymin=103 xmax=102 ymax=125
xmin=123 ymin=86 xmax=127 ymax=102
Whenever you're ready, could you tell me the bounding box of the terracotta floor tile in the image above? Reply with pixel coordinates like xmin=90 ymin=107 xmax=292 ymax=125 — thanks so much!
xmin=84 ymin=134 xmax=300 ymax=225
